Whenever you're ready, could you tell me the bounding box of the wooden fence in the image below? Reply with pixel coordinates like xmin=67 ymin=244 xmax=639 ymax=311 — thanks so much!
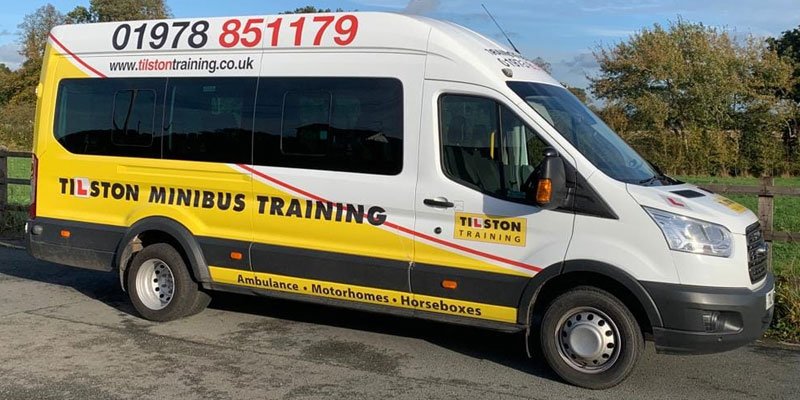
xmin=0 ymin=150 xmax=32 ymax=213
xmin=698 ymin=176 xmax=800 ymax=244
xmin=1 ymin=149 xmax=798 ymax=261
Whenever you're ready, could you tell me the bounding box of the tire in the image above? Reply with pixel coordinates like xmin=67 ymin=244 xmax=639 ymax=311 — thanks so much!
xmin=539 ymin=286 xmax=643 ymax=389
xmin=127 ymin=243 xmax=211 ymax=322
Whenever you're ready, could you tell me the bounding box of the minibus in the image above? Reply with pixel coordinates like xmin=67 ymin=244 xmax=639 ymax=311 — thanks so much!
xmin=26 ymin=12 xmax=774 ymax=389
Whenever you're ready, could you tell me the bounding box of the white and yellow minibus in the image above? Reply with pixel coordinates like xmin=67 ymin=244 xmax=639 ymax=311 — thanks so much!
xmin=26 ymin=12 xmax=774 ymax=388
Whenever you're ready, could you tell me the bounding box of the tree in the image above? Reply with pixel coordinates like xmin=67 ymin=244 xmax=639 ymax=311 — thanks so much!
xmin=590 ymin=18 xmax=795 ymax=176
xmin=768 ymin=25 xmax=800 ymax=158
xmin=281 ymin=6 xmax=345 ymax=14
xmin=65 ymin=6 xmax=92 ymax=24
xmin=565 ymin=86 xmax=588 ymax=104
xmin=6 ymin=4 xmax=66 ymax=104
xmin=768 ymin=25 xmax=800 ymax=103
xmin=18 ymin=4 xmax=64 ymax=62
xmin=67 ymin=0 xmax=171 ymax=24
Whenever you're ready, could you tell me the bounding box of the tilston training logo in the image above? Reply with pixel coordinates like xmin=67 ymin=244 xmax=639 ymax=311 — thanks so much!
xmin=454 ymin=212 xmax=526 ymax=247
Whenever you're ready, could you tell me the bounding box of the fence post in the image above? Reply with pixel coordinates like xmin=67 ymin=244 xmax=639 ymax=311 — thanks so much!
xmin=757 ymin=176 xmax=774 ymax=272
xmin=0 ymin=149 xmax=7 ymax=212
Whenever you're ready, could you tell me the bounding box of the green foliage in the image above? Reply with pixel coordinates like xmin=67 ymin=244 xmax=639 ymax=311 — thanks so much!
xmin=0 ymin=210 xmax=26 ymax=238
xmin=591 ymin=18 xmax=797 ymax=177
xmin=0 ymin=103 xmax=35 ymax=150
xmin=65 ymin=6 xmax=93 ymax=24
xmin=0 ymin=158 xmax=30 ymax=239
xmin=768 ymin=25 xmax=800 ymax=104
xmin=280 ymin=6 xmax=345 ymax=14
xmin=18 ymin=4 xmax=65 ymax=62
xmin=67 ymin=0 xmax=171 ymax=23
xmin=771 ymin=273 xmax=800 ymax=343
xmin=565 ymin=86 xmax=587 ymax=104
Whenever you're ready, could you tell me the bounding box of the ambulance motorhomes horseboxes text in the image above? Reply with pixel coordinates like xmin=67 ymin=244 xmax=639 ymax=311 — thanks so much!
xmin=26 ymin=12 xmax=774 ymax=389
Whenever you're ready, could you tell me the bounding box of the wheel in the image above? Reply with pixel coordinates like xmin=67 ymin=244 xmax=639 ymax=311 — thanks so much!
xmin=539 ymin=286 xmax=643 ymax=389
xmin=127 ymin=243 xmax=211 ymax=321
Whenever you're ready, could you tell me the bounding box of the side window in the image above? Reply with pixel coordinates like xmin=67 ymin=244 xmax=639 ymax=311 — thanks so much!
xmin=281 ymin=91 xmax=332 ymax=156
xmin=164 ymin=77 xmax=256 ymax=163
xmin=112 ymin=89 xmax=155 ymax=147
xmin=254 ymin=78 xmax=403 ymax=175
xmin=54 ymin=78 xmax=163 ymax=158
xmin=499 ymin=106 xmax=547 ymax=193
xmin=440 ymin=96 xmax=501 ymax=194
xmin=440 ymin=94 xmax=549 ymax=201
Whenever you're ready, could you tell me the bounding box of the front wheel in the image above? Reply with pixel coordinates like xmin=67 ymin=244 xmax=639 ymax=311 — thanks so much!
xmin=127 ymin=243 xmax=211 ymax=321
xmin=540 ymin=286 xmax=643 ymax=389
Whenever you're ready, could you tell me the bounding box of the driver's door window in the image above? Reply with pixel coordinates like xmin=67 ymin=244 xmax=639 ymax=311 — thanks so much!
xmin=440 ymin=94 xmax=548 ymax=203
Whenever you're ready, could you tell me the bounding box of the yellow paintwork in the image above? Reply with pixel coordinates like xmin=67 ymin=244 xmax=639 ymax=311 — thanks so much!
xmin=34 ymin=42 xmax=532 ymax=324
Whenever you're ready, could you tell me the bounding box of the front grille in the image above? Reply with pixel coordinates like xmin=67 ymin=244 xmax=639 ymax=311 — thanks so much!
xmin=746 ymin=222 xmax=768 ymax=284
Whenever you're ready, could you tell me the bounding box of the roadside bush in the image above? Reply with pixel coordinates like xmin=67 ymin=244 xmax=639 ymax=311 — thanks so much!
xmin=0 ymin=102 xmax=35 ymax=151
xmin=768 ymin=272 xmax=800 ymax=343
xmin=0 ymin=210 xmax=26 ymax=239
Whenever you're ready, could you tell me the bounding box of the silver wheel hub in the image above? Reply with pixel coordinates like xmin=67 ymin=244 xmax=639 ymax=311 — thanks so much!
xmin=135 ymin=259 xmax=175 ymax=310
xmin=556 ymin=307 xmax=619 ymax=373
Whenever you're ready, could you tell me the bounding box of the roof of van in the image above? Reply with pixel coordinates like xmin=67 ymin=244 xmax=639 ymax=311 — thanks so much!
xmin=47 ymin=11 xmax=560 ymax=87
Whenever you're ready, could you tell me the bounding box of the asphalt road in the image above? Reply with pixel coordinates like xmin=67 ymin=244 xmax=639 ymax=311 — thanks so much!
xmin=1 ymin=246 xmax=799 ymax=399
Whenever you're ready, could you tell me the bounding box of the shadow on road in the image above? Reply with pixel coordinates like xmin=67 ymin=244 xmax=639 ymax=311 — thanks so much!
xmin=0 ymin=248 xmax=559 ymax=383
xmin=0 ymin=248 xmax=135 ymax=315
xmin=209 ymin=291 xmax=560 ymax=382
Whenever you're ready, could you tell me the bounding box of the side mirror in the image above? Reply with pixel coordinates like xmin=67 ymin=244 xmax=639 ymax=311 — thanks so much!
xmin=529 ymin=148 xmax=567 ymax=210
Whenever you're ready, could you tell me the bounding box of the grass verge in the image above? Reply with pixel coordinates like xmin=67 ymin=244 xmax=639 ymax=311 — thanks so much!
xmin=0 ymin=156 xmax=30 ymax=238
xmin=771 ymin=274 xmax=800 ymax=343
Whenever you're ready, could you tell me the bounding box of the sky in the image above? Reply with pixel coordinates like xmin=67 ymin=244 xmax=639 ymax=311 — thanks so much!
xmin=1 ymin=0 xmax=799 ymax=89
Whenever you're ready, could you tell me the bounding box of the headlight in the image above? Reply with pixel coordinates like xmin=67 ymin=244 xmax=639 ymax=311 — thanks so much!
xmin=644 ymin=207 xmax=733 ymax=257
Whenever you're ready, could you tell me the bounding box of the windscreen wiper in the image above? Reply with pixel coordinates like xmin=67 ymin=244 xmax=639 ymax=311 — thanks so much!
xmin=638 ymin=175 xmax=660 ymax=185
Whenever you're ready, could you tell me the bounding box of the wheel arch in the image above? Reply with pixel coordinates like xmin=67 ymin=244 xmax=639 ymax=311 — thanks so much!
xmin=518 ymin=260 xmax=663 ymax=334
xmin=115 ymin=216 xmax=210 ymax=290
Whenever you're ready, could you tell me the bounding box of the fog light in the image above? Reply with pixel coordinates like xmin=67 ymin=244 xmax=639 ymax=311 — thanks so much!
xmin=702 ymin=311 xmax=720 ymax=332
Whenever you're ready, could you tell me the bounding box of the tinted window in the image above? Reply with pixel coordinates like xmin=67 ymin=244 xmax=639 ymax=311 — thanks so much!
xmin=281 ymin=91 xmax=331 ymax=156
xmin=440 ymin=95 xmax=548 ymax=201
xmin=164 ymin=77 xmax=256 ymax=163
xmin=112 ymin=89 xmax=155 ymax=147
xmin=254 ymin=78 xmax=403 ymax=175
xmin=55 ymin=78 xmax=163 ymax=158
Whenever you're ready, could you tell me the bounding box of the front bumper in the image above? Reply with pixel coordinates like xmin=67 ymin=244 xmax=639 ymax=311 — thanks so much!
xmin=641 ymin=273 xmax=775 ymax=354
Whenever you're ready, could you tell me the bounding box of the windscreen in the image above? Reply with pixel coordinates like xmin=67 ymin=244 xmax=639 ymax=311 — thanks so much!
xmin=508 ymin=81 xmax=668 ymax=186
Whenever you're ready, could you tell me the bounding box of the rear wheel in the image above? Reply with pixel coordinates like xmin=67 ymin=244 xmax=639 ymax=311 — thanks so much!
xmin=539 ymin=286 xmax=643 ymax=389
xmin=127 ymin=243 xmax=210 ymax=321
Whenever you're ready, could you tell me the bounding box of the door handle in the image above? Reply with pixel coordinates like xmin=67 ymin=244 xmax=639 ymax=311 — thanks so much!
xmin=424 ymin=197 xmax=455 ymax=208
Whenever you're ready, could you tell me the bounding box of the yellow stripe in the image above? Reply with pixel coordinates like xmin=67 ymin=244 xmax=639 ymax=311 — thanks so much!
xmin=209 ymin=266 xmax=517 ymax=323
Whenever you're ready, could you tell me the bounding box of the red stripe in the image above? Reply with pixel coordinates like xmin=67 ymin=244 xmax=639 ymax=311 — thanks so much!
xmin=237 ymin=164 xmax=542 ymax=273
xmin=48 ymin=33 xmax=106 ymax=78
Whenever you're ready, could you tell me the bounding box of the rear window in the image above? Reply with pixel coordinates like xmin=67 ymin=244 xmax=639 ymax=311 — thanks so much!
xmin=54 ymin=78 xmax=163 ymax=158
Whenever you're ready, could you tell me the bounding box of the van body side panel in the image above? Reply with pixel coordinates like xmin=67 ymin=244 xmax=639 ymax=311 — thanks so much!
xmin=31 ymin=16 xmax=567 ymax=327
xmin=245 ymin=52 xmax=424 ymax=296
xmin=411 ymin=80 xmax=577 ymax=314
xmin=33 ymin=41 xmax=257 ymax=276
